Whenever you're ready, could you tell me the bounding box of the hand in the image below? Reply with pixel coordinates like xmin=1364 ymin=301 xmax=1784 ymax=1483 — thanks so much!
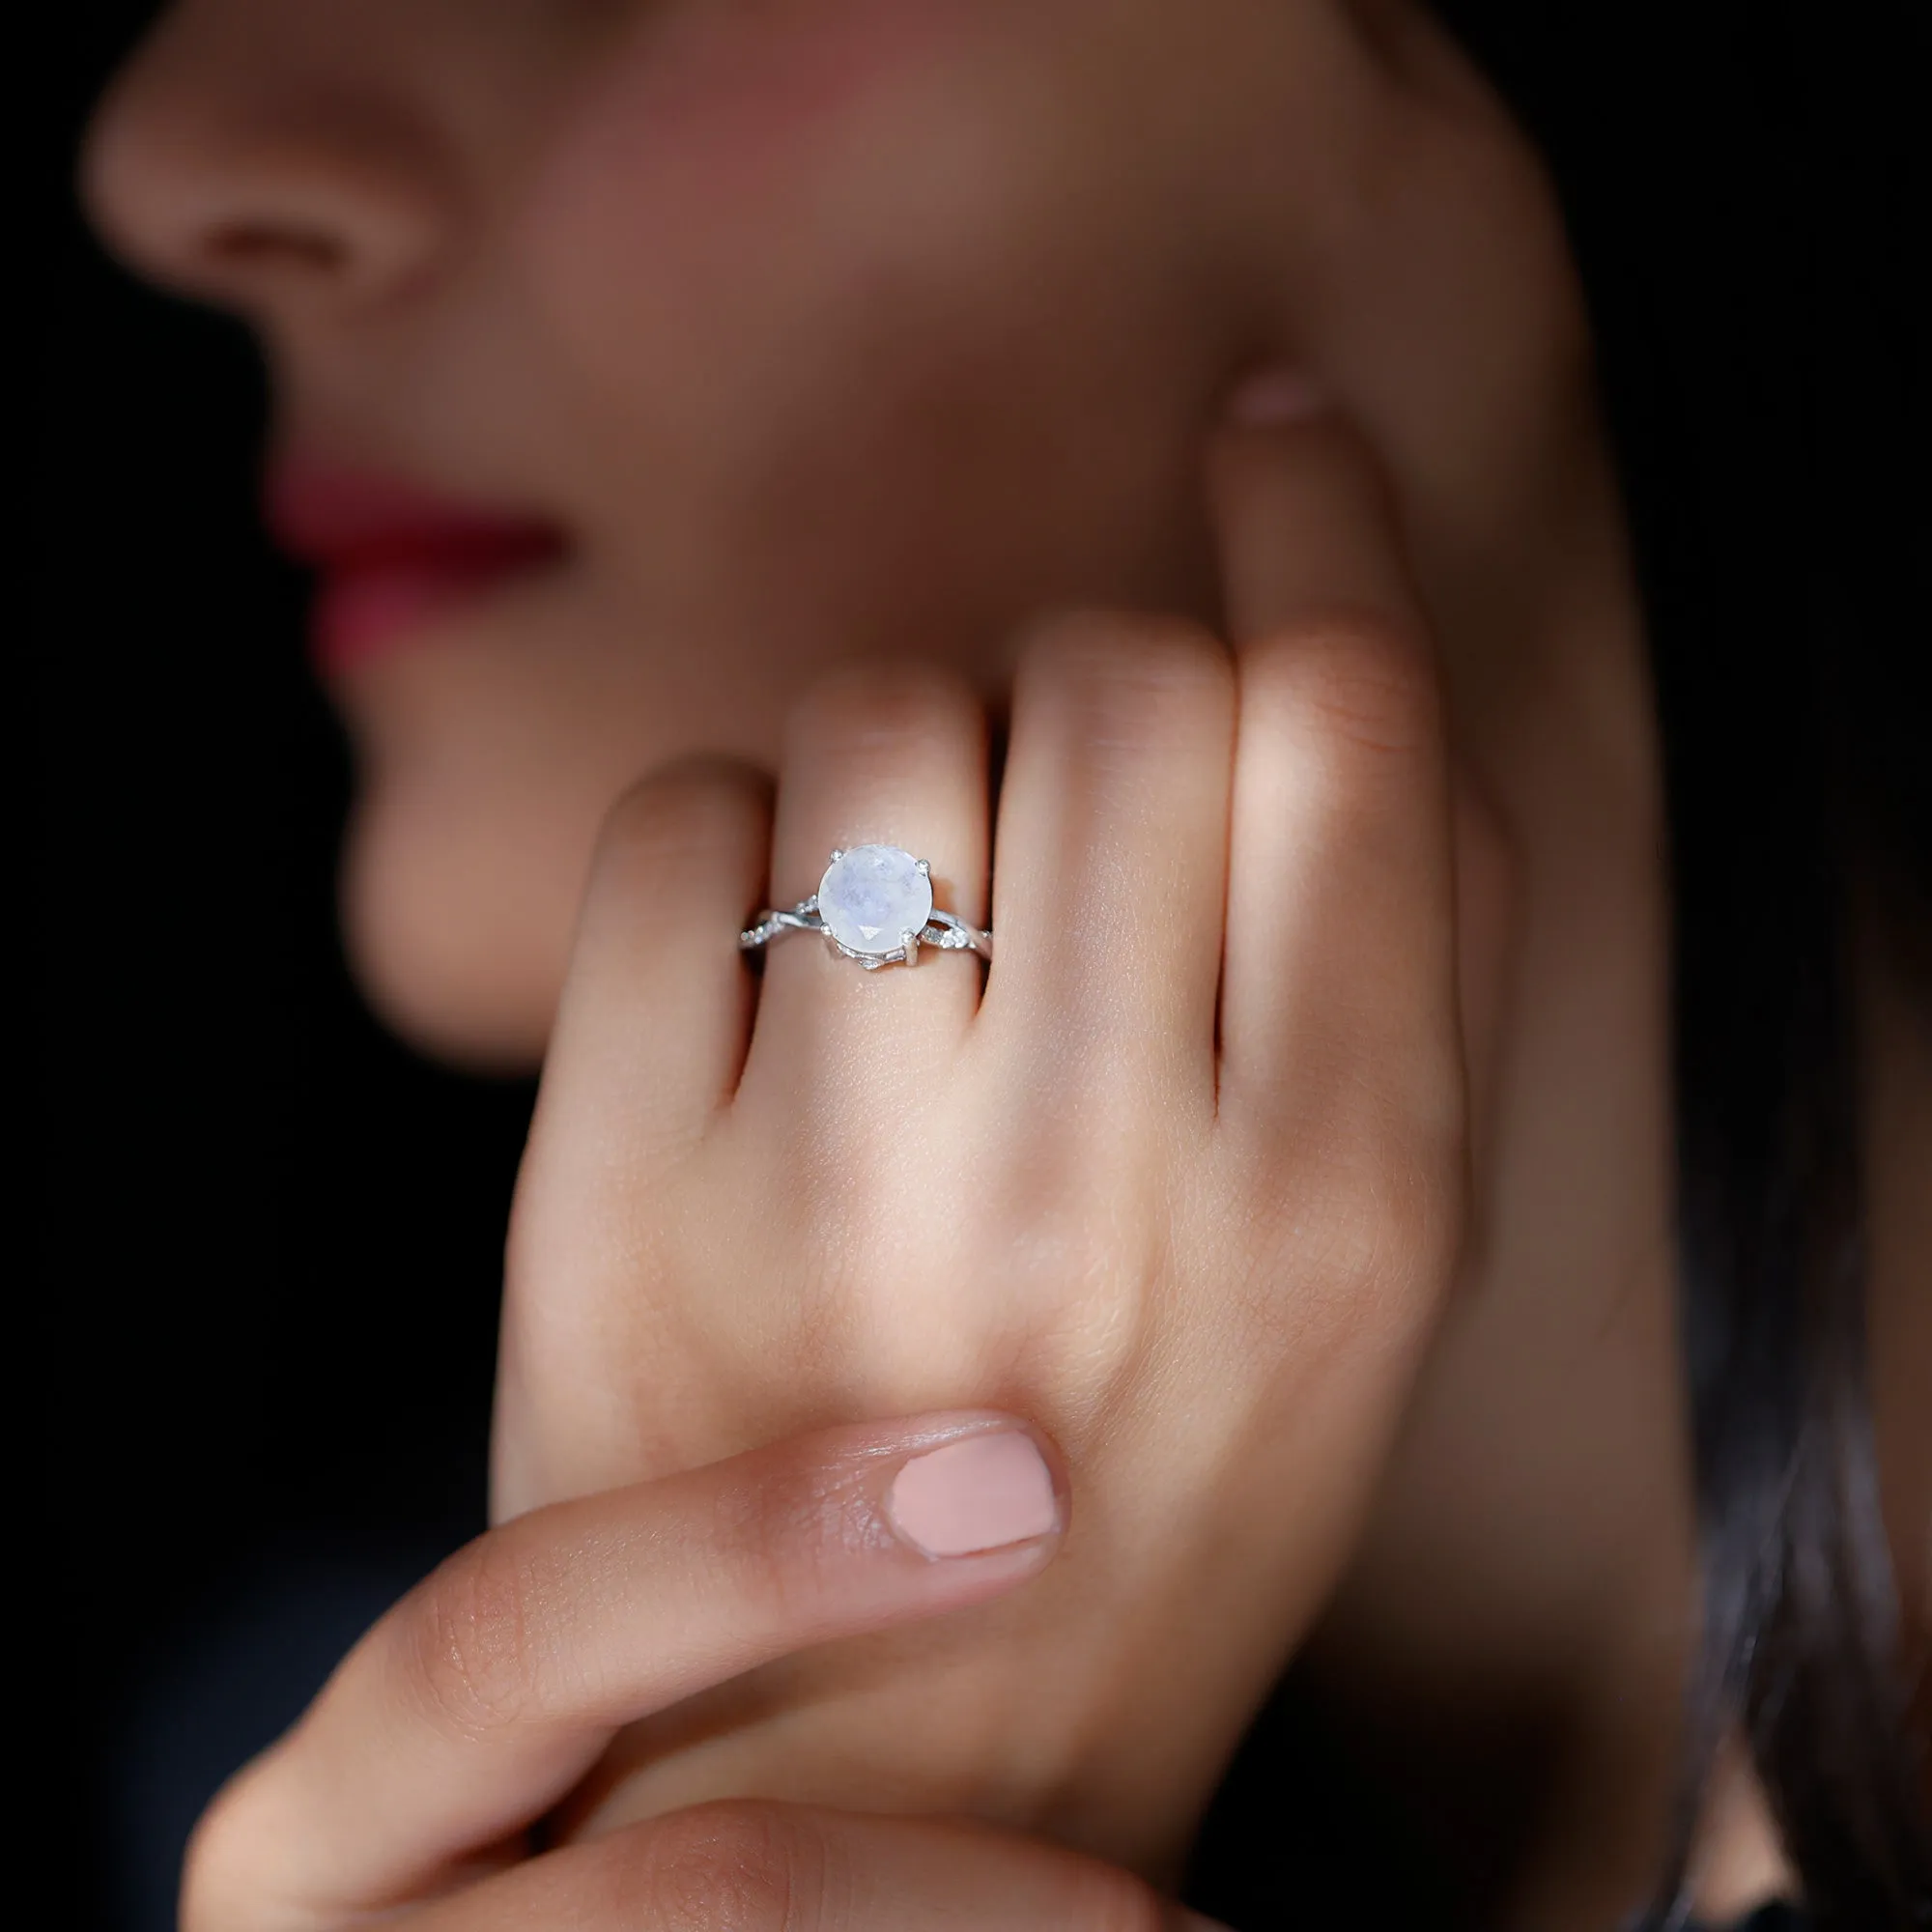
xmin=184 ymin=1410 xmax=1219 ymax=1931
xmin=495 ymin=408 xmax=1502 ymax=1877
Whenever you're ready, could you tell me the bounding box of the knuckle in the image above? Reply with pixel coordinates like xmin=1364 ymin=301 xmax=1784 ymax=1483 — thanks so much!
xmin=1305 ymin=1130 xmax=1463 ymax=1308
xmin=615 ymin=1801 xmax=828 ymax=1932
xmin=1297 ymin=1001 xmax=1467 ymax=1179
xmin=1236 ymin=1107 xmax=1465 ymax=1371
xmin=1359 ymin=1142 xmax=1464 ymax=1290
xmin=1020 ymin=609 xmax=1234 ymax=738
xmin=784 ymin=656 xmax=980 ymax=762
xmin=1247 ymin=609 xmax=1438 ymax=760
xmin=398 ymin=1527 xmax=557 ymax=1740
xmin=700 ymin=1459 xmax=850 ymax=1624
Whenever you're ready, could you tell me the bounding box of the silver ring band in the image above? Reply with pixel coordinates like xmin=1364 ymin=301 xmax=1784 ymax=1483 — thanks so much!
xmin=740 ymin=843 xmax=992 ymax=971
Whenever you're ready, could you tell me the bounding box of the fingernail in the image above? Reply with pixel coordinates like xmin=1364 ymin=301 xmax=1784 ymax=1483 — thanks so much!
xmin=886 ymin=1432 xmax=1060 ymax=1559
xmin=1224 ymin=363 xmax=1329 ymax=428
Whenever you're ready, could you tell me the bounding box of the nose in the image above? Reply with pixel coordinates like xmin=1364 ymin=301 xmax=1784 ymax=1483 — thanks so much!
xmin=81 ymin=5 xmax=448 ymax=327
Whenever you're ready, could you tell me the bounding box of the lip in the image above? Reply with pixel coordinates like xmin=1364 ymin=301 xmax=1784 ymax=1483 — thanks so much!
xmin=265 ymin=459 xmax=567 ymax=674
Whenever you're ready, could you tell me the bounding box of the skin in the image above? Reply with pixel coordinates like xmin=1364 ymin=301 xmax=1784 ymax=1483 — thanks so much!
xmin=180 ymin=1409 xmax=1224 ymax=1930
xmin=83 ymin=0 xmax=1928 ymax=1924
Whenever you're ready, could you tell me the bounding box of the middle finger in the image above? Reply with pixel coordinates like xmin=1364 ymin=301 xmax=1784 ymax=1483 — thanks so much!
xmin=983 ymin=612 xmax=1236 ymax=1113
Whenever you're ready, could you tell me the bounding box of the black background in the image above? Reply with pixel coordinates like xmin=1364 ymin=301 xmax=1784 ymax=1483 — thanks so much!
xmin=39 ymin=11 xmax=532 ymax=1924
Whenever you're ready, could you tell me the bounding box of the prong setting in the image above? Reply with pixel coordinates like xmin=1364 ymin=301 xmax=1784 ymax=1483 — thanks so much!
xmin=741 ymin=844 xmax=990 ymax=968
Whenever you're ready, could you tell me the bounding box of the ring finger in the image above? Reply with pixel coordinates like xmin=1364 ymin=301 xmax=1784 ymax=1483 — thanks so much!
xmin=741 ymin=658 xmax=991 ymax=1108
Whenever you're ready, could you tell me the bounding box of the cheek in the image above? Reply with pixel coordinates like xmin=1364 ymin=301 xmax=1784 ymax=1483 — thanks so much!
xmin=519 ymin=0 xmax=1008 ymax=499
xmin=509 ymin=0 xmax=1218 ymax=642
xmin=1311 ymin=103 xmax=1599 ymax=637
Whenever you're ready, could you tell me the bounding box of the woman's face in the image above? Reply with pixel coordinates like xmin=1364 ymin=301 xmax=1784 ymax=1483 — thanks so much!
xmin=87 ymin=0 xmax=1599 ymax=1065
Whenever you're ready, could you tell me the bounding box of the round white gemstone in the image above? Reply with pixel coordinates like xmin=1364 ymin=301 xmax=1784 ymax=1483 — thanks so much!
xmin=817 ymin=844 xmax=933 ymax=957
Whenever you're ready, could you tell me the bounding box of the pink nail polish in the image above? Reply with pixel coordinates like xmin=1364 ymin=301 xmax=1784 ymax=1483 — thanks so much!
xmin=886 ymin=1432 xmax=1060 ymax=1558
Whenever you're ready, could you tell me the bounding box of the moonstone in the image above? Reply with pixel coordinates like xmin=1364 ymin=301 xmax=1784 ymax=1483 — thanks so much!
xmin=817 ymin=844 xmax=933 ymax=957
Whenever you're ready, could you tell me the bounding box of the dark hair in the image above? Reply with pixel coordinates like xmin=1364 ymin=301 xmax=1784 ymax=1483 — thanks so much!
xmin=1429 ymin=0 xmax=1931 ymax=1921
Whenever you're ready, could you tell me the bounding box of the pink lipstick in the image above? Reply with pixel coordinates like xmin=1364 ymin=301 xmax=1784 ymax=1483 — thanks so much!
xmin=266 ymin=461 xmax=566 ymax=674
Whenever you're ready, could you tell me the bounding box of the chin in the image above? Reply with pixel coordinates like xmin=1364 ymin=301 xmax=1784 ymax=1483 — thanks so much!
xmin=339 ymin=781 xmax=575 ymax=1075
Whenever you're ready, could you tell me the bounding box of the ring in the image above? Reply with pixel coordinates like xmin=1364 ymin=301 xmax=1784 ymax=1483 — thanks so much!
xmin=740 ymin=843 xmax=993 ymax=971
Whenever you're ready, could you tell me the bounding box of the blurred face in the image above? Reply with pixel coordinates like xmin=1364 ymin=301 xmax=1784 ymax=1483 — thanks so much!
xmin=87 ymin=0 xmax=1604 ymax=1066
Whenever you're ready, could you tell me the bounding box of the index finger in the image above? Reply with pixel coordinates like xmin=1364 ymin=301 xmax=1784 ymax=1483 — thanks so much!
xmin=183 ymin=1417 xmax=1065 ymax=1932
